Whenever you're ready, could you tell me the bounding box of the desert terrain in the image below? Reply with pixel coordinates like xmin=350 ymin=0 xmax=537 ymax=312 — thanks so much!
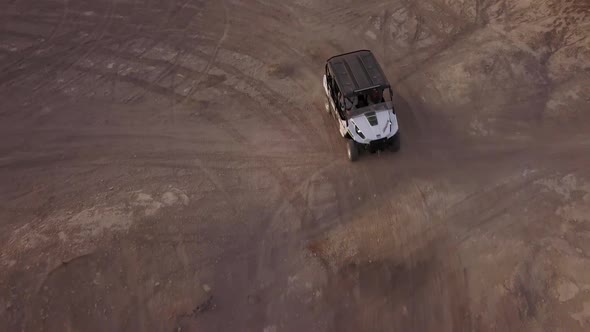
xmin=1 ymin=0 xmax=590 ymax=331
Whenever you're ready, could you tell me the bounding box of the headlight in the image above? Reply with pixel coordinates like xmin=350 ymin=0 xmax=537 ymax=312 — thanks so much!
xmin=355 ymin=125 xmax=365 ymax=139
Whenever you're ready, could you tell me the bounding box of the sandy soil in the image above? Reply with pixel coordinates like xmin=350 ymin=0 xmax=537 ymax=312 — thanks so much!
xmin=1 ymin=0 xmax=589 ymax=331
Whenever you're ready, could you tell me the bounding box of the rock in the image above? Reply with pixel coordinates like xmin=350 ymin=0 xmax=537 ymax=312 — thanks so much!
xmin=263 ymin=326 xmax=277 ymax=332
xmin=162 ymin=192 xmax=179 ymax=206
xmin=202 ymin=284 xmax=211 ymax=292
xmin=557 ymin=280 xmax=579 ymax=302
xmin=154 ymin=282 xmax=160 ymax=287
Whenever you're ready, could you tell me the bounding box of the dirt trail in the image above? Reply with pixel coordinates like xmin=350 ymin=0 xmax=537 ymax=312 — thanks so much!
xmin=1 ymin=0 xmax=589 ymax=331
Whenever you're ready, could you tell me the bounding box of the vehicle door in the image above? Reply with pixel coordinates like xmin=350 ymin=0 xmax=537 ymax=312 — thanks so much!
xmin=324 ymin=65 xmax=338 ymax=115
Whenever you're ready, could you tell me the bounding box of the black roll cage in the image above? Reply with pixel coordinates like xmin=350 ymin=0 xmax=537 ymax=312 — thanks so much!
xmin=325 ymin=63 xmax=394 ymax=120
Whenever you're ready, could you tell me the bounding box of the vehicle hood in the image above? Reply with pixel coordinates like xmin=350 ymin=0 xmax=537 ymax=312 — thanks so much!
xmin=350 ymin=109 xmax=398 ymax=141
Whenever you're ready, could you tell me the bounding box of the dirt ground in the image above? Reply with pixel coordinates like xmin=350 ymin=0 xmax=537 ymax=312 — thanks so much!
xmin=1 ymin=0 xmax=589 ymax=331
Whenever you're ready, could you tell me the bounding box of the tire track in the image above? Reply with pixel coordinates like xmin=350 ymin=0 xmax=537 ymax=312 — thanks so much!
xmin=180 ymin=0 xmax=230 ymax=105
xmin=30 ymin=0 xmax=202 ymax=109
xmin=192 ymin=49 xmax=314 ymax=142
xmin=41 ymin=0 xmax=196 ymax=105
xmin=220 ymin=11 xmax=326 ymax=140
xmin=0 ymin=0 xmax=69 ymax=73
xmin=175 ymin=50 xmax=312 ymax=143
xmin=0 ymin=0 xmax=117 ymax=92
xmin=9 ymin=0 xmax=158 ymax=100
xmin=129 ymin=0 xmax=209 ymax=105
xmin=29 ymin=0 xmax=117 ymax=94
xmin=39 ymin=0 xmax=160 ymax=101
xmin=122 ymin=0 xmax=205 ymax=104
xmin=250 ymin=158 xmax=342 ymax=282
xmin=257 ymin=105 xmax=347 ymax=245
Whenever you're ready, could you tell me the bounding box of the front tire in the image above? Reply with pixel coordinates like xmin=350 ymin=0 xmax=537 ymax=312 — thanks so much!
xmin=390 ymin=133 xmax=401 ymax=152
xmin=347 ymin=140 xmax=359 ymax=162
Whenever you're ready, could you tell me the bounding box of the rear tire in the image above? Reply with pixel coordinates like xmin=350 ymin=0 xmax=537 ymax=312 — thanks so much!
xmin=347 ymin=140 xmax=359 ymax=162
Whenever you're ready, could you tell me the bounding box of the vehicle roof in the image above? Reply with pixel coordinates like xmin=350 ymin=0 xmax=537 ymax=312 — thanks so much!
xmin=327 ymin=50 xmax=390 ymax=98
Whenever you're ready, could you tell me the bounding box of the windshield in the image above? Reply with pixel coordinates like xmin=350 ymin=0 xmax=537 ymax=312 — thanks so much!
xmin=352 ymin=87 xmax=392 ymax=109
xmin=346 ymin=100 xmax=395 ymax=119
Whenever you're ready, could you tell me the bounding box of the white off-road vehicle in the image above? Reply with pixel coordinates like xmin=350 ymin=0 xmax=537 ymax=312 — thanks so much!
xmin=323 ymin=50 xmax=400 ymax=161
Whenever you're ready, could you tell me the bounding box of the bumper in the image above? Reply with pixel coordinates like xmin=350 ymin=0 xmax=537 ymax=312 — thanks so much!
xmin=362 ymin=133 xmax=399 ymax=151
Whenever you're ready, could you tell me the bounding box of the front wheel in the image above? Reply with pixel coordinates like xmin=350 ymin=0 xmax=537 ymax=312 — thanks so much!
xmin=390 ymin=133 xmax=401 ymax=152
xmin=347 ymin=140 xmax=359 ymax=162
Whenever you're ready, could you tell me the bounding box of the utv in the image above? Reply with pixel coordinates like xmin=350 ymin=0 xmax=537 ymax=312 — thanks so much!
xmin=323 ymin=50 xmax=400 ymax=161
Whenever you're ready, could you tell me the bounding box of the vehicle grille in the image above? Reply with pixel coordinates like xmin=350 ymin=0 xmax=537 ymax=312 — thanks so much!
xmin=369 ymin=137 xmax=388 ymax=149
